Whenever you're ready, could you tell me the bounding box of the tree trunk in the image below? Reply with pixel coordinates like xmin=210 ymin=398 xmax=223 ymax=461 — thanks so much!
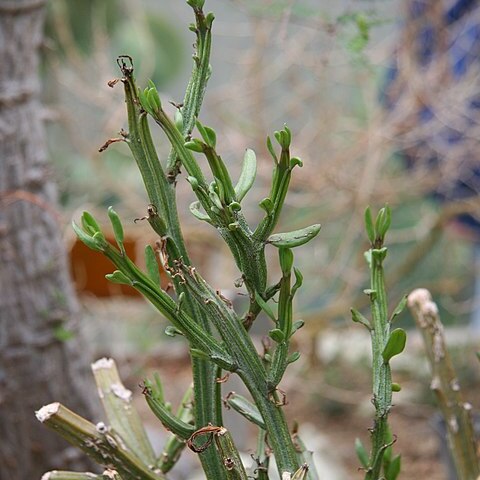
xmin=0 ymin=1 xmax=98 ymax=477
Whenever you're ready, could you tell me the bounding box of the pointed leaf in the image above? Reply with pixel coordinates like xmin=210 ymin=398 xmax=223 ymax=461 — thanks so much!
xmin=364 ymin=206 xmax=375 ymax=244
xmin=254 ymin=292 xmax=276 ymax=322
xmin=287 ymin=351 xmax=300 ymax=364
xmin=190 ymin=201 xmax=213 ymax=224
xmin=290 ymin=156 xmax=303 ymax=168
xmin=81 ymin=211 xmax=101 ymax=234
xmin=291 ymin=320 xmax=305 ymax=335
xmin=355 ymin=438 xmax=369 ymax=468
xmin=108 ymin=206 xmax=124 ymax=250
xmin=225 ymin=392 xmax=265 ymax=429
xmin=385 ymin=454 xmax=401 ymax=480
xmin=291 ymin=267 xmax=303 ymax=297
xmin=390 ymin=295 xmax=408 ymax=323
xmin=72 ymin=221 xmax=102 ymax=252
xmin=266 ymin=136 xmax=278 ymax=163
xmin=351 ymin=308 xmax=371 ymax=330
xmin=234 ymin=149 xmax=257 ymax=202
xmin=196 ymin=120 xmax=216 ymax=148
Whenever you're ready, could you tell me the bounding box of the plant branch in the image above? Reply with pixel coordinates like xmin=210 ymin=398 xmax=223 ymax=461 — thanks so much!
xmin=408 ymin=288 xmax=480 ymax=480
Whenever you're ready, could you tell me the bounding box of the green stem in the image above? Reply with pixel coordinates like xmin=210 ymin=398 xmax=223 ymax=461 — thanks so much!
xmin=243 ymin=378 xmax=299 ymax=476
xmin=118 ymin=53 xmax=227 ymax=478
xmin=366 ymin=250 xmax=392 ymax=480
xmin=177 ymin=265 xmax=299 ymax=475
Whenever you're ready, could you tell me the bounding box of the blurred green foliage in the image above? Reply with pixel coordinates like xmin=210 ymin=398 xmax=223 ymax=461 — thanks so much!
xmin=45 ymin=0 xmax=185 ymax=89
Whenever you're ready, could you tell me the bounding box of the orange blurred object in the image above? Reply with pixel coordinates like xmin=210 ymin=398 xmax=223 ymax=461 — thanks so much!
xmin=70 ymin=235 xmax=167 ymax=297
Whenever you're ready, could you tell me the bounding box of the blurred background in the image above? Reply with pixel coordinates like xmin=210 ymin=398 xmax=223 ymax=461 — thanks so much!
xmin=3 ymin=0 xmax=480 ymax=479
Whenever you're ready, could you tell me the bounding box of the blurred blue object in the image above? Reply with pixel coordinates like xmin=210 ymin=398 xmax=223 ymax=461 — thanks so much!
xmin=383 ymin=0 xmax=480 ymax=329
xmin=382 ymin=0 xmax=480 ymax=236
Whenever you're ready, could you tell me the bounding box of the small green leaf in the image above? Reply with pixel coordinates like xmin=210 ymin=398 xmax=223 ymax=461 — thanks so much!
xmin=382 ymin=328 xmax=407 ymax=363
xmin=291 ymin=267 xmax=303 ymax=297
xmin=254 ymin=292 xmax=276 ymax=322
xmin=189 ymin=201 xmax=213 ymax=224
xmin=234 ymin=149 xmax=257 ymax=202
xmin=355 ymin=438 xmax=369 ymax=469
xmin=225 ymin=392 xmax=265 ymax=429
xmin=379 ymin=205 xmax=392 ymax=237
xmin=184 ymin=140 xmax=204 ymax=153
xmin=141 ymin=88 xmax=155 ymax=115
xmin=81 ymin=211 xmax=101 ymax=234
xmin=375 ymin=207 xmax=386 ymax=237
xmin=351 ymin=308 xmax=371 ymax=330
xmin=269 ymin=328 xmax=285 ymax=343
xmin=196 ymin=120 xmax=216 ymax=148
xmin=205 ymin=12 xmax=215 ymax=28
xmin=291 ymin=320 xmax=304 ymax=335
xmin=392 ymin=383 xmax=402 ymax=392
xmin=138 ymin=87 xmax=149 ymax=113
xmin=105 ymin=270 xmax=131 ymax=285
xmin=209 ymin=190 xmax=223 ymax=210
xmin=287 ymin=351 xmax=300 ymax=364
xmin=72 ymin=221 xmax=102 ymax=252
xmin=259 ymin=197 xmax=274 ymax=214
xmin=213 ymin=176 xmax=226 ymax=204
xmin=289 ymin=156 xmax=303 ymax=168
xmin=364 ymin=206 xmax=375 ymax=244
xmin=283 ymin=125 xmax=292 ymax=146
xmin=274 ymin=130 xmax=282 ymax=145
xmin=267 ymin=224 xmax=321 ymax=249
xmin=266 ymin=136 xmax=278 ymax=163
xmin=186 ymin=176 xmax=200 ymax=190
xmin=385 ymin=454 xmax=401 ymax=480
xmin=228 ymin=201 xmax=241 ymax=212
xmin=108 ymin=206 xmax=124 ymax=251
xmin=146 ymin=84 xmax=161 ymax=111
xmin=375 ymin=205 xmax=391 ymax=241
xmin=390 ymin=295 xmax=408 ymax=323
xmin=187 ymin=0 xmax=205 ymax=8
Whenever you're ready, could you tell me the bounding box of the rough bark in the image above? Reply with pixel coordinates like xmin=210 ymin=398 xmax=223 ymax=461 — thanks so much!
xmin=0 ymin=1 xmax=98 ymax=477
